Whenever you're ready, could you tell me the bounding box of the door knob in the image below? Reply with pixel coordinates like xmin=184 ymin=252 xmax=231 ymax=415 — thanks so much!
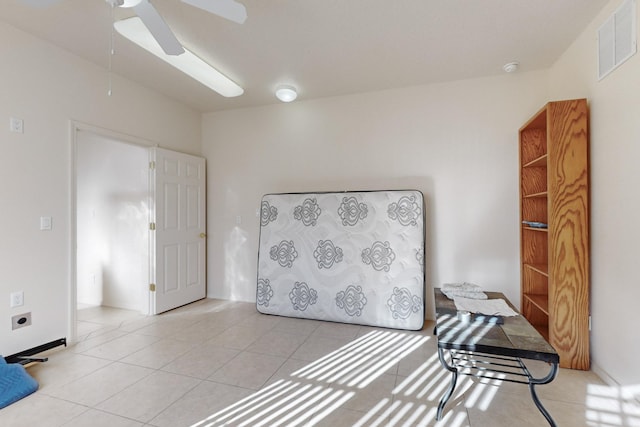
xmin=199 ymin=233 xmax=207 ymax=238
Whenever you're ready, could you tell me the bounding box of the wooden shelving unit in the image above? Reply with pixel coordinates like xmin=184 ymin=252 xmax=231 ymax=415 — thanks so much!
xmin=519 ymin=99 xmax=590 ymax=370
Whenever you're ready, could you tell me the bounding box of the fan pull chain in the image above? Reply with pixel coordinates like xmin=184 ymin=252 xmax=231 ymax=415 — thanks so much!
xmin=108 ymin=1 xmax=115 ymax=97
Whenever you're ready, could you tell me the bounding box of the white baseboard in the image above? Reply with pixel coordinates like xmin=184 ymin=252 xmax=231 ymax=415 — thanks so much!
xmin=592 ymin=362 xmax=640 ymax=404
xmin=592 ymin=362 xmax=618 ymax=387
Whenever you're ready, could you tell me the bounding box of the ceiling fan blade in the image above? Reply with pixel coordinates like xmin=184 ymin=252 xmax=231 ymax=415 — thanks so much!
xmin=19 ymin=0 xmax=64 ymax=7
xmin=134 ymin=0 xmax=185 ymax=55
xmin=181 ymin=0 xmax=247 ymax=24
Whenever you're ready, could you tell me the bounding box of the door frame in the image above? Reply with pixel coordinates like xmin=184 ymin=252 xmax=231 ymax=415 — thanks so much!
xmin=68 ymin=121 xmax=156 ymax=344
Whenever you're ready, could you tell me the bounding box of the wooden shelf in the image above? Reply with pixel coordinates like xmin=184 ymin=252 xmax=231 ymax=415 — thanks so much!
xmin=519 ymin=99 xmax=590 ymax=370
xmin=524 ymin=293 xmax=549 ymax=315
xmin=523 ymin=191 xmax=547 ymax=199
xmin=523 ymin=226 xmax=548 ymax=232
xmin=524 ymin=263 xmax=548 ymax=276
xmin=523 ymin=154 xmax=547 ymax=168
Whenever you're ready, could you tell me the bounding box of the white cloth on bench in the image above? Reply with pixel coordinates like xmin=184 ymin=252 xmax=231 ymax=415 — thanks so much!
xmin=453 ymin=296 xmax=518 ymax=317
xmin=442 ymin=282 xmax=487 ymax=300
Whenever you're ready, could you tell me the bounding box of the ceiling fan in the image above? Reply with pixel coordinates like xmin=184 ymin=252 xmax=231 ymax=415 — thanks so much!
xmin=21 ymin=0 xmax=247 ymax=56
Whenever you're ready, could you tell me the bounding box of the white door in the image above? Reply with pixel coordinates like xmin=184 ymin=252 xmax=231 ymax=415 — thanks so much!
xmin=150 ymin=147 xmax=206 ymax=314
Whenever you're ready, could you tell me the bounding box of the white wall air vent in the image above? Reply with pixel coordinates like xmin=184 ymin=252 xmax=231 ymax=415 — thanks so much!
xmin=598 ymin=0 xmax=637 ymax=80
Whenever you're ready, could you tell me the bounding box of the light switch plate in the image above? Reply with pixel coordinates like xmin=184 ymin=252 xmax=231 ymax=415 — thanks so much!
xmin=40 ymin=216 xmax=52 ymax=230
xmin=10 ymin=291 xmax=24 ymax=308
xmin=9 ymin=117 xmax=24 ymax=133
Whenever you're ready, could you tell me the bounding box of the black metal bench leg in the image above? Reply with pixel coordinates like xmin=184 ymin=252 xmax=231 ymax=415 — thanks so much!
xmin=529 ymin=383 xmax=556 ymax=427
xmin=527 ymin=361 xmax=559 ymax=427
xmin=436 ymin=347 xmax=458 ymax=421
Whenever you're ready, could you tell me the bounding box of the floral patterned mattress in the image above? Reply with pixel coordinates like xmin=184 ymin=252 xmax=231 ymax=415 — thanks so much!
xmin=256 ymin=190 xmax=425 ymax=330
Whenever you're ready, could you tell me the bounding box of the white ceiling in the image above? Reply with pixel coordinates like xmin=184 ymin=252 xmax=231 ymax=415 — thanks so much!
xmin=2 ymin=0 xmax=609 ymax=113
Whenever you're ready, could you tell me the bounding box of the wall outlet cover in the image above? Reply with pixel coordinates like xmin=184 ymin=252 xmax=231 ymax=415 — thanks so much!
xmin=11 ymin=312 xmax=31 ymax=330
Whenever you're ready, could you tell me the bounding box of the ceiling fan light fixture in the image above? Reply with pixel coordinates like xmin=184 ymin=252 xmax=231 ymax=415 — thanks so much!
xmin=116 ymin=0 xmax=142 ymax=8
xmin=114 ymin=17 xmax=244 ymax=97
xmin=275 ymin=85 xmax=297 ymax=102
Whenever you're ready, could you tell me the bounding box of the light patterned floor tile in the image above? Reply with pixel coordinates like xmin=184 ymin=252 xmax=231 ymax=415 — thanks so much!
xmin=28 ymin=352 xmax=112 ymax=392
xmin=312 ymin=322 xmax=362 ymax=339
xmin=120 ymin=338 xmax=198 ymax=369
xmin=160 ymin=341 xmax=239 ymax=379
xmin=63 ymin=409 xmax=144 ymax=427
xmin=2 ymin=300 xmax=621 ymax=427
xmin=213 ymin=325 xmax=264 ymax=350
xmin=0 ymin=393 xmax=87 ymax=427
xmin=96 ymin=371 xmax=201 ymax=423
xmin=208 ymin=351 xmax=287 ymax=390
xmin=290 ymin=335 xmax=353 ymax=362
xmin=273 ymin=316 xmax=321 ymax=337
xmin=70 ymin=328 xmax=129 ymax=354
xmin=245 ymin=330 xmax=308 ymax=358
xmin=80 ymin=333 xmax=161 ymax=361
xmin=45 ymin=362 xmax=154 ymax=407
xmin=149 ymin=380 xmax=253 ymax=427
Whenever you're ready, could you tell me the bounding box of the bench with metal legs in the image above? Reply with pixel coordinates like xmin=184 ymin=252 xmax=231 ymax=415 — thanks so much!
xmin=433 ymin=289 xmax=560 ymax=426
xmin=435 ymin=347 xmax=559 ymax=426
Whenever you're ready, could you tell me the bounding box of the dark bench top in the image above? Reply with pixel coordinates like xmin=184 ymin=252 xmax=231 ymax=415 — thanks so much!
xmin=434 ymin=288 xmax=559 ymax=364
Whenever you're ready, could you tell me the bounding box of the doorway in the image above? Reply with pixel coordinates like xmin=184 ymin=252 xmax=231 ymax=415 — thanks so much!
xmin=76 ymin=129 xmax=150 ymax=316
xmin=70 ymin=124 xmax=207 ymax=344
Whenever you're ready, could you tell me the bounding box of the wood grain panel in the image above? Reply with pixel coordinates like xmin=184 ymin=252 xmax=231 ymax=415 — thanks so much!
xmin=548 ymin=99 xmax=590 ymax=370
xmin=522 ymin=299 xmax=549 ymax=340
xmin=522 ymin=196 xmax=548 ymax=224
xmin=521 ymin=167 xmax=547 ymax=196
xmin=522 ymin=229 xmax=548 ymax=265
xmin=520 ymin=128 xmax=547 ymax=165
xmin=523 ymin=265 xmax=549 ymax=296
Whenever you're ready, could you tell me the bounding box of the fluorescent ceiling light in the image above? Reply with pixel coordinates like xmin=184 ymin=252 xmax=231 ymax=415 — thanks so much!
xmin=117 ymin=0 xmax=143 ymax=7
xmin=114 ymin=17 xmax=243 ymax=98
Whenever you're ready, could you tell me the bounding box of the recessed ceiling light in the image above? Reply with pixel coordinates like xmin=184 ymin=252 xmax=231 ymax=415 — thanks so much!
xmin=503 ymin=62 xmax=519 ymax=73
xmin=275 ymin=85 xmax=297 ymax=102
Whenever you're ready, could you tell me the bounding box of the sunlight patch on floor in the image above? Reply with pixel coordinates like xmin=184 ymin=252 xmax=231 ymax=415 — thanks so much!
xmin=585 ymin=383 xmax=640 ymax=426
xmin=191 ymin=329 xmax=429 ymax=426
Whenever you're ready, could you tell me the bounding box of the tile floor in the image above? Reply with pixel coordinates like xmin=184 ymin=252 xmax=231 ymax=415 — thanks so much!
xmin=1 ymin=299 xmax=639 ymax=426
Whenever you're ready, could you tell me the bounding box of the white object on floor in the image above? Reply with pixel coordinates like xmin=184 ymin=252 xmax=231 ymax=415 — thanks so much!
xmin=453 ymin=297 xmax=518 ymax=317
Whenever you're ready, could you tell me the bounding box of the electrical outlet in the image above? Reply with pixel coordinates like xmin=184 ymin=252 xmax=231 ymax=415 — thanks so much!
xmin=10 ymin=291 xmax=24 ymax=308
xmin=11 ymin=312 xmax=31 ymax=330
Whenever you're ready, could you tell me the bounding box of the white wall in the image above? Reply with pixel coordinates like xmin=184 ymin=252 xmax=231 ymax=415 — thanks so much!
xmin=202 ymin=71 xmax=550 ymax=319
xmin=0 ymin=22 xmax=201 ymax=356
xmin=548 ymin=0 xmax=640 ymax=387
xmin=202 ymin=0 xmax=640 ymax=389
xmin=76 ymin=133 xmax=149 ymax=311
xmin=3 ymin=0 xmax=635 ymax=393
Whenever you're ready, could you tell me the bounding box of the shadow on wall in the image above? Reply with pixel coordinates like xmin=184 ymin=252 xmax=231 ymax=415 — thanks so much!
xmin=225 ymin=226 xmax=251 ymax=301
